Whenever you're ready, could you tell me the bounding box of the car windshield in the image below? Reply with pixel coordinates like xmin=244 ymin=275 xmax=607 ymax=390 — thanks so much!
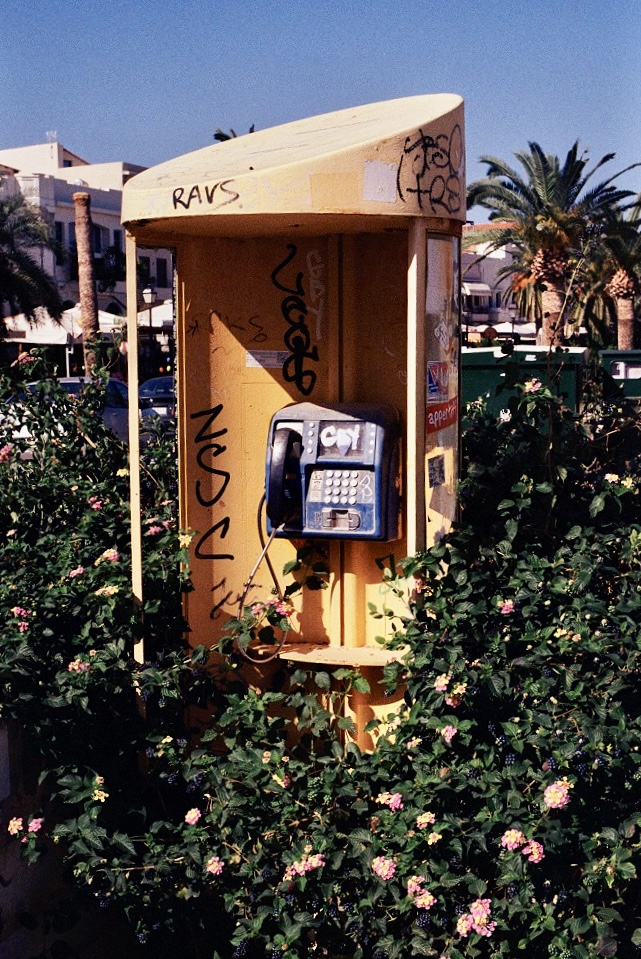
xmin=59 ymin=381 xmax=85 ymax=396
xmin=27 ymin=378 xmax=128 ymax=407
xmin=140 ymin=377 xmax=174 ymax=397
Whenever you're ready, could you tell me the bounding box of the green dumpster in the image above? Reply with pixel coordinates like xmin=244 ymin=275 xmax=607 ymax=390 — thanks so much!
xmin=462 ymin=346 xmax=588 ymax=415
xmin=600 ymin=351 xmax=641 ymax=400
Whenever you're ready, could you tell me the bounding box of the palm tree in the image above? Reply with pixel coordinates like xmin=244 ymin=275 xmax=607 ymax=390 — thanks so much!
xmin=466 ymin=143 xmax=640 ymax=345
xmin=0 ymin=185 xmax=63 ymax=322
xmin=602 ymin=208 xmax=641 ymax=349
xmin=73 ymin=191 xmax=99 ymax=374
xmin=213 ymin=125 xmax=255 ymax=142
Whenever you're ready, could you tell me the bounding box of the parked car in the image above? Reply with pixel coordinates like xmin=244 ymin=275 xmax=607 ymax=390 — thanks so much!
xmin=139 ymin=376 xmax=175 ymax=432
xmin=29 ymin=376 xmax=130 ymax=441
xmin=0 ymin=377 xmax=130 ymax=452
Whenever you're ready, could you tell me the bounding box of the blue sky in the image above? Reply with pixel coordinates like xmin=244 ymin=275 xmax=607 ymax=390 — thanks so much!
xmin=3 ymin=0 xmax=641 ymax=209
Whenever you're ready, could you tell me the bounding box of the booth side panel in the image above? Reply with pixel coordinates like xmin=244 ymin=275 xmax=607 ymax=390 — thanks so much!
xmin=340 ymin=233 xmax=409 ymax=646
xmin=425 ymin=235 xmax=460 ymax=540
xmin=177 ymin=235 xmax=336 ymax=650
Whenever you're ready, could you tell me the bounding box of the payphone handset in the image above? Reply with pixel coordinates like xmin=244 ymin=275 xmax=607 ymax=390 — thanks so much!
xmin=265 ymin=402 xmax=400 ymax=541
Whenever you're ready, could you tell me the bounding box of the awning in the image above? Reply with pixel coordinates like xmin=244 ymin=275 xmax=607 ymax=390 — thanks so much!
xmin=3 ymin=308 xmax=126 ymax=345
xmin=462 ymin=282 xmax=492 ymax=296
xmin=136 ymin=299 xmax=174 ymax=329
xmin=4 ymin=309 xmax=79 ymax=345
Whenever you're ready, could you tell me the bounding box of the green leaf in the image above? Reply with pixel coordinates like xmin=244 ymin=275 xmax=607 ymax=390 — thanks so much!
xmin=352 ymin=675 xmax=371 ymax=694
xmin=314 ymin=671 xmax=331 ymax=691
xmin=535 ymin=482 xmax=553 ymax=493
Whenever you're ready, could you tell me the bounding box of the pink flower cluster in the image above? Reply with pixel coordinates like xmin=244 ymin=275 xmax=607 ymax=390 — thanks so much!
xmin=543 ymin=778 xmax=573 ymax=809
xmin=375 ymin=791 xmax=404 ymax=811
xmin=251 ymin=598 xmax=292 ymax=618
xmin=445 ymin=681 xmax=467 ymax=708
xmin=416 ymin=811 xmax=436 ymax=829
xmin=500 ymin=829 xmax=545 ymax=862
xmin=434 ymin=673 xmax=450 ymax=693
xmin=283 ymin=851 xmax=325 ymax=881
xmin=457 ymin=898 xmax=496 ymax=938
xmin=67 ymin=659 xmax=90 ymax=673
xmin=522 ymin=840 xmax=545 ymax=863
xmin=7 ymin=816 xmax=43 ymax=836
xmin=88 ymin=496 xmax=103 ymax=511
xmin=184 ymin=808 xmax=202 ymax=826
xmin=371 ymin=856 xmax=396 ymax=881
xmin=499 ymin=599 xmax=515 ymax=615
xmin=440 ymin=725 xmax=457 ymax=744
xmin=95 ymin=548 xmax=119 ymax=566
xmin=10 ymin=606 xmax=31 ymax=633
xmin=0 ymin=443 xmax=14 ymax=463
xmin=523 ymin=378 xmax=542 ymax=394
xmin=406 ymin=876 xmax=436 ymax=910
xmin=500 ymin=828 xmax=526 ymax=851
xmin=205 ymin=855 xmax=224 ymax=876
xmin=69 ymin=566 xmax=85 ymax=579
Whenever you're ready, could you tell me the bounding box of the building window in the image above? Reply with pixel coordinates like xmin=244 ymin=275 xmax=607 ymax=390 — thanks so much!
xmin=92 ymin=225 xmax=110 ymax=255
xmin=138 ymin=255 xmax=152 ymax=286
xmin=54 ymin=222 xmax=65 ymax=265
xmin=156 ymin=257 xmax=168 ymax=288
xmin=68 ymin=223 xmax=78 ymax=280
xmin=113 ymin=229 xmax=123 ymax=252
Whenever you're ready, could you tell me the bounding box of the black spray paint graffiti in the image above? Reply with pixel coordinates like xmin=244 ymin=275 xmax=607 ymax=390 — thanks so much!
xmin=190 ymin=405 xmax=234 ymax=586
xmin=271 ymin=244 xmax=319 ymax=396
xmin=172 ymin=179 xmax=240 ymax=211
xmin=396 ymin=124 xmax=463 ymax=214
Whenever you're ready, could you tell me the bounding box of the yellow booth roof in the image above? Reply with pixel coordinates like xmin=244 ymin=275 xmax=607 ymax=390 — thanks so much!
xmin=122 ymin=94 xmax=465 ymax=238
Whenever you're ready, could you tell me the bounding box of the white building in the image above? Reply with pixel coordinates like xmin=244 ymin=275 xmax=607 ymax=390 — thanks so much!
xmin=0 ymin=141 xmax=173 ymax=316
xmin=461 ymin=224 xmax=537 ymax=342
xmin=462 ymin=223 xmax=517 ymax=324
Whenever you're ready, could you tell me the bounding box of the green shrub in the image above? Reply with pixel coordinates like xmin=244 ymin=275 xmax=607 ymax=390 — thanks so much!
xmin=3 ymin=354 xmax=641 ymax=959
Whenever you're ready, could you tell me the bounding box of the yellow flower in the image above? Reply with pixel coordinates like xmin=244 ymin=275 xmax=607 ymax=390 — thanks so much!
xmin=116 ymin=468 xmax=129 ymax=477
xmin=179 ymin=531 xmax=194 ymax=549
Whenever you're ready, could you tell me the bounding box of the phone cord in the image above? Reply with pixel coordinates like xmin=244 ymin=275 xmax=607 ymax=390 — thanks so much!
xmin=234 ymin=494 xmax=291 ymax=663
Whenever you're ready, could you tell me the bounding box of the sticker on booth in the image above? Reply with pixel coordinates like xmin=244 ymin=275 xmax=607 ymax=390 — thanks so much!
xmin=426 ymin=397 xmax=458 ymax=434
xmin=427 ymin=362 xmax=450 ymax=404
xmin=428 ymin=454 xmax=446 ymax=488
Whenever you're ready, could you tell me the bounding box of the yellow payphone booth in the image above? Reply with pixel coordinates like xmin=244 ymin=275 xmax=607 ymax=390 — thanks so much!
xmin=122 ymin=95 xmax=465 ymax=737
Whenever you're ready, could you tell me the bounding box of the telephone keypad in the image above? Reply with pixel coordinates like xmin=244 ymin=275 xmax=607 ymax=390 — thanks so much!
xmin=309 ymin=468 xmax=375 ymax=505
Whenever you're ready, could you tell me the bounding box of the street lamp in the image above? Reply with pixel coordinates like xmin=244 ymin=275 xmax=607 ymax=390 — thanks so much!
xmin=142 ymin=285 xmax=158 ymax=346
xmin=508 ymin=302 xmax=517 ymax=340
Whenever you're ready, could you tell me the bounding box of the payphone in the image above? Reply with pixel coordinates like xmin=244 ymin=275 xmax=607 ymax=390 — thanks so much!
xmin=265 ymin=402 xmax=401 ymax=541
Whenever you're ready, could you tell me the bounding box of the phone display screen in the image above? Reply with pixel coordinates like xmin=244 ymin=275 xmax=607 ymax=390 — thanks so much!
xmin=317 ymin=420 xmax=366 ymax=459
